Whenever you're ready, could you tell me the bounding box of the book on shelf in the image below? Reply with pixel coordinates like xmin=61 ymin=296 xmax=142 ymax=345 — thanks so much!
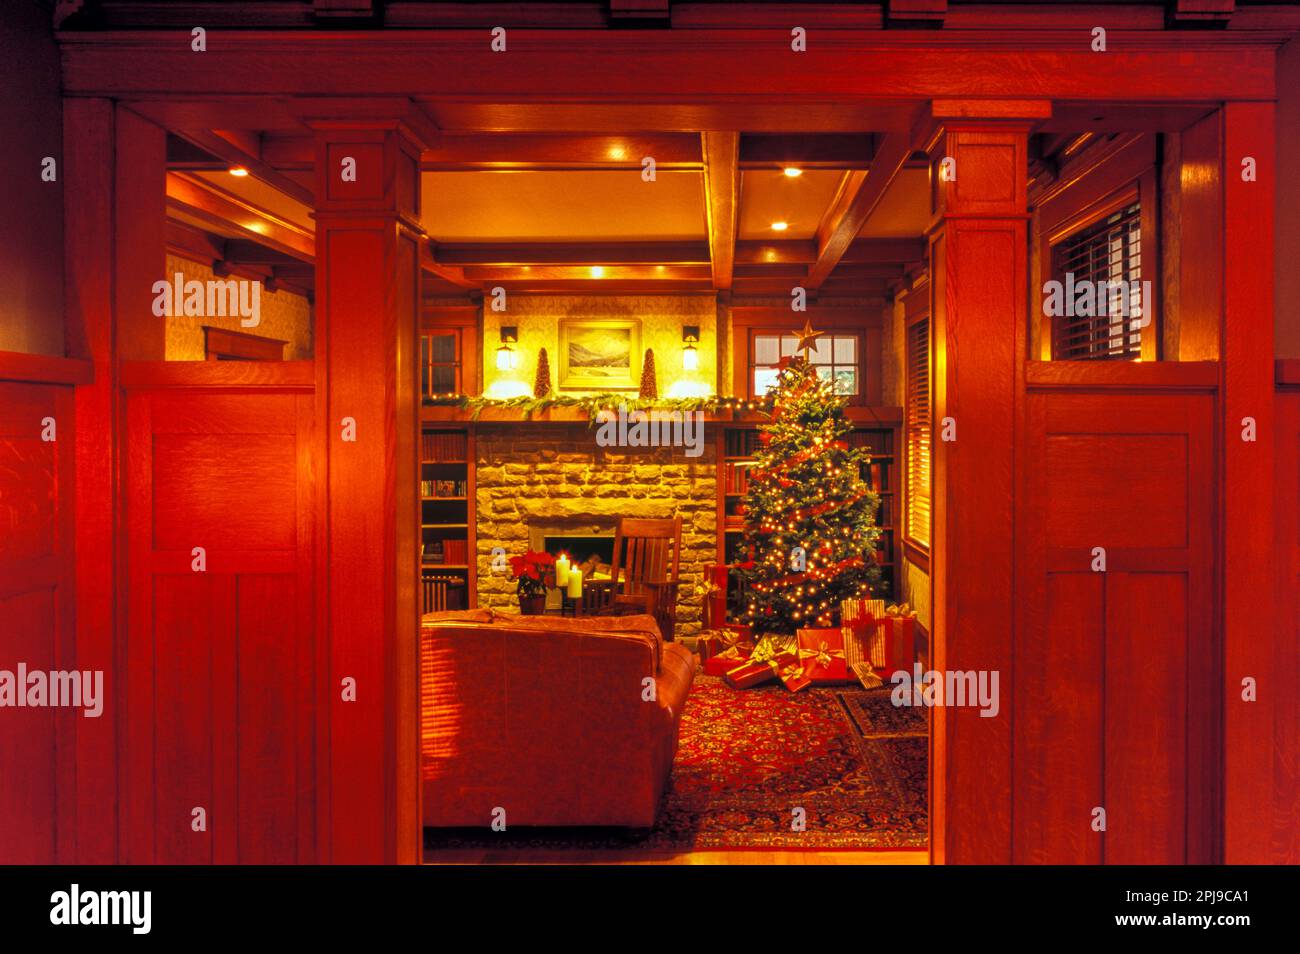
xmin=420 ymin=478 xmax=467 ymax=497
xmin=723 ymin=461 xmax=751 ymax=495
xmin=421 ymin=431 xmax=468 ymax=462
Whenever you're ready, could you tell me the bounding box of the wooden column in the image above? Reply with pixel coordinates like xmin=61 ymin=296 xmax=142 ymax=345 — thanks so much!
xmin=927 ymin=103 xmax=1043 ymax=864
xmin=1221 ymin=102 xmax=1276 ymax=863
xmin=64 ymin=101 xmax=165 ymax=863
xmin=311 ymin=116 xmax=424 ymax=864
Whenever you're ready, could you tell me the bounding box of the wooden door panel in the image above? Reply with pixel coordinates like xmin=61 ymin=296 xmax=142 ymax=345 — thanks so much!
xmin=1104 ymin=571 xmax=1188 ymax=863
xmin=1013 ymin=572 xmax=1104 ymax=864
xmin=1019 ymin=389 xmax=1215 ymax=864
xmin=126 ymin=387 xmax=314 ymax=863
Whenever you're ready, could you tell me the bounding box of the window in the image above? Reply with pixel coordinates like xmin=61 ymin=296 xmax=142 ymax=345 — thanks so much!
xmin=905 ymin=316 xmax=931 ymax=550
xmin=1050 ymin=200 xmax=1146 ymax=361
xmin=752 ymin=333 xmax=859 ymax=398
xmin=421 ymin=330 xmax=461 ymax=397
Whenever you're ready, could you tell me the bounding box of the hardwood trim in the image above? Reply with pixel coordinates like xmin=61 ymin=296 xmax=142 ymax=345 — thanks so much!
xmin=902 ymin=538 xmax=931 ymax=575
xmin=0 ymin=351 xmax=93 ymax=385
xmin=58 ymin=32 xmax=1279 ymax=102
xmin=203 ymin=326 xmax=288 ymax=362
xmin=1025 ymin=360 xmax=1219 ymax=390
xmin=120 ymin=360 xmax=314 ymax=390
xmin=729 ymin=307 xmax=884 ymax=405
xmin=1221 ymin=102 xmax=1276 ymax=863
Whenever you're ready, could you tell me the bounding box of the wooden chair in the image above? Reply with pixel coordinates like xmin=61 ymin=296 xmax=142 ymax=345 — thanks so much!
xmin=580 ymin=516 xmax=684 ymax=640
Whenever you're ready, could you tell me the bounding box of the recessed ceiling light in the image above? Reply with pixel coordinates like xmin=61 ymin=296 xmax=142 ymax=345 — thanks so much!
xmin=770 ymin=221 xmax=789 ymax=232
xmin=782 ymin=167 xmax=803 ymax=178
xmin=228 ymin=167 xmax=249 ymax=177
xmin=590 ymin=266 xmax=605 ymax=278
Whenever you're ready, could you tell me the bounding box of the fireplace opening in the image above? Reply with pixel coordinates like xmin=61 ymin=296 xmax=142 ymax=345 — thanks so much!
xmin=543 ymin=534 xmax=614 ymax=568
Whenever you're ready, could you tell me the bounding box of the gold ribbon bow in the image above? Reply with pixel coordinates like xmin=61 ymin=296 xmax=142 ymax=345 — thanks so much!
xmin=800 ymin=641 xmax=844 ymax=669
xmin=780 ymin=663 xmax=806 ymax=681
xmin=885 ymin=603 xmax=916 ymax=618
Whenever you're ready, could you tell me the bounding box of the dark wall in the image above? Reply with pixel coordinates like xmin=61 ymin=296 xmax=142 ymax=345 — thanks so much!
xmin=0 ymin=1 xmax=63 ymax=355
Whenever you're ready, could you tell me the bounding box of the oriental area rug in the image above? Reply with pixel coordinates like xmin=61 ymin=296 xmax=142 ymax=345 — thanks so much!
xmin=423 ymin=674 xmax=928 ymax=853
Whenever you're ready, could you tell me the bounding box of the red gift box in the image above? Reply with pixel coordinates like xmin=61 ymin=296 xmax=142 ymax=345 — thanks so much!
xmin=703 ymin=643 xmax=753 ymax=677
xmin=797 ymin=627 xmax=851 ymax=683
xmin=723 ymin=658 xmax=778 ymax=690
xmin=774 ymin=649 xmax=812 ymax=692
xmin=879 ymin=607 xmax=916 ymax=679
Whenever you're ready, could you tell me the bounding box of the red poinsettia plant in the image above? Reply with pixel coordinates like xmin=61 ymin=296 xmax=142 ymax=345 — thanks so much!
xmin=508 ymin=549 xmax=556 ymax=599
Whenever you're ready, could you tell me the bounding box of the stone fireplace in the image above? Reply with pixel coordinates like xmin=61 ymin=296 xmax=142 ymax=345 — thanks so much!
xmin=474 ymin=422 xmax=717 ymax=637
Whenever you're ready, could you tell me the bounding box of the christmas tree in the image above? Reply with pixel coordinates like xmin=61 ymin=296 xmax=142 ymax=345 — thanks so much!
xmin=533 ymin=347 xmax=553 ymax=398
xmin=737 ymin=353 xmax=883 ymax=635
xmin=639 ymin=348 xmax=658 ymax=399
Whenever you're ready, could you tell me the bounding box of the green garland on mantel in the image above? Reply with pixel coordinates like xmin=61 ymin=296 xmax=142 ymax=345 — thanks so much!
xmin=424 ymin=392 xmax=775 ymax=424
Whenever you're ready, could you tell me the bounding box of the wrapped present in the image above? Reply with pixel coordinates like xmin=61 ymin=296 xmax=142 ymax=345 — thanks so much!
xmin=774 ymin=649 xmax=812 ymax=693
xmin=840 ymin=598 xmax=885 ymax=670
xmin=704 ymin=564 xmax=730 ymax=630
xmin=723 ymin=658 xmax=779 ymax=689
xmin=696 ymin=630 xmax=727 ymax=662
xmin=703 ymin=642 xmax=753 ymax=677
xmin=877 ymin=603 xmax=917 ymax=678
xmin=797 ymin=627 xmax=851 ymax=684
xmin=851 ymin=661 xmax=884 ymax=690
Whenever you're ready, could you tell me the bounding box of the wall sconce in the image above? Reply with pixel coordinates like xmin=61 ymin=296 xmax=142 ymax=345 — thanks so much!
xmin=682 ymin=325 xmax=700 ymax=372
xmin=496 ymin=326 xmax=519 ymax=371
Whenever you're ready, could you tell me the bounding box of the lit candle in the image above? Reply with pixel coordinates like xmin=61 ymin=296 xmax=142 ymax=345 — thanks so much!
xmin=555 ymin=553 xmax=570 ymax=587
xmin=567 ymin=567 xmax=583 ymax=599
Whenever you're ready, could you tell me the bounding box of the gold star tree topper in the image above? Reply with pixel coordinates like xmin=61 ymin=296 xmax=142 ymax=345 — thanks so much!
xmin=791 ymin=318 xmax=824 ymax=356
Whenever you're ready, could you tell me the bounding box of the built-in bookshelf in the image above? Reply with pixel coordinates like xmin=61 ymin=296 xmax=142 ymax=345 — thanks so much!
xmin=420 ymin=426 xmax=475 ymax=613
xmin=717 ymin=417 xmax=901 ymax=620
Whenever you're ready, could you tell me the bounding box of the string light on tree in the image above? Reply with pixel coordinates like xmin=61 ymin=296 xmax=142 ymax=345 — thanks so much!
xmin=735 ymin=341 xmax=883 ymax=633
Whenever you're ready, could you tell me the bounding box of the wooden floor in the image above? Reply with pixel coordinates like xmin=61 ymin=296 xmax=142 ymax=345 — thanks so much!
xmin=424 ymin=849 xmax=928 ymax=865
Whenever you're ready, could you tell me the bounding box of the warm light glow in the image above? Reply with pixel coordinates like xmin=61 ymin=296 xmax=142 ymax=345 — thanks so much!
xmin=782 ymin=167 xmax=803 ymax=178
xmin=485 ymin=378 xmax=531 ymax=399
xmin=770 ymin=221 xmax=789 ymax=232
xmin=682 ymin=342 xmax=699 ymax=371
xmin=590 ymin=266 xmax=605 ymax=278
xmin=228 ymin=167 xmax=250 ymax=177
xmin=495 ymin=343 xmax=518 ymax=371
xmin=667 ymin=379 xmax=711 ymax=399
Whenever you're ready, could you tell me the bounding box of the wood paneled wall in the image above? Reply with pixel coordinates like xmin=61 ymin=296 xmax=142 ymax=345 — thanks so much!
xmin=1016 ymin=367 xmax=1218 ymax=863
xmin=0 ymin=378 xmax=75 ymax=863
xmin=121 ymin=367 xmax=316 ymax=863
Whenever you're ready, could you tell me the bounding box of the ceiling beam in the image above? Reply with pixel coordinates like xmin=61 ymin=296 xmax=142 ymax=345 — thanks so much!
xmin=805 ymin=131 xmax=913 ymax=290
xmin=165 ymin=171 xmax=315 ymax=261
xmin=434 ymin=242 xmax=710 ymax=266
xmin=173 ymin=129 xmax=315 ymax=207
xmin=420 ymin=242 xmax=478 ymax=290
xmin=701 ymin=131 xmax=740 ymax=291
xmin=739 ymin=134 xmax=876 ymax=170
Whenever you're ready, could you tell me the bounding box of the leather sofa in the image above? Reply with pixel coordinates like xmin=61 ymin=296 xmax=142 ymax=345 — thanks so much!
xmin=420 ymin=609 xmax=695 ymax=828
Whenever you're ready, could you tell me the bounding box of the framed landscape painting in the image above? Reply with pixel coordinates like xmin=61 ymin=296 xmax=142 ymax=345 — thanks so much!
xmin=558 ymin=318 xmax=641 ymax=390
